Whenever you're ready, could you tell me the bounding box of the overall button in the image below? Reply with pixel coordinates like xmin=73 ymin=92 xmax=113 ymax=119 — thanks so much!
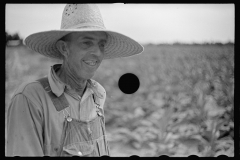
xmin=78 ymin=151 xmax=82 ymax=156
xmin=67 ymin=117 xmax=72 ymax=122
xmin=97 ymin=111 xmax=103 ymax=116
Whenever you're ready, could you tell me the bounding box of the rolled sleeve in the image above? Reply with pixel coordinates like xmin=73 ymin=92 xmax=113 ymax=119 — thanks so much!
xmin=6 ymin=93 xmax=44 ymax=156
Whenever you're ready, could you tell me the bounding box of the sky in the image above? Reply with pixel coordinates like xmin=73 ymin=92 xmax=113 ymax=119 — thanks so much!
xmin=6 ymin=3 xmax=234 ymax=44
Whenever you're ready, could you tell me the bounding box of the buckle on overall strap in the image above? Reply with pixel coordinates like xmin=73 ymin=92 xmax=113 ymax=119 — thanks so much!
xmin=62 ymin=108 xmax=72 ymax=122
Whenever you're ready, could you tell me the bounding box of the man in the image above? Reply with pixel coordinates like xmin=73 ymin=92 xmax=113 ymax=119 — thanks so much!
xmin=6 ymin=4 xmax=143 ymax=156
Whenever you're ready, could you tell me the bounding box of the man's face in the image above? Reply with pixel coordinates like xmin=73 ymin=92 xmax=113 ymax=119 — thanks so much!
xmin=63 ymin=31 xmax=107 ymax=80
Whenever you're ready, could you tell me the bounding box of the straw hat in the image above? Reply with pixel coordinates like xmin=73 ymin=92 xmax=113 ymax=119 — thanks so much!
xmin=24 ymin=4 xmax=144 ymax=60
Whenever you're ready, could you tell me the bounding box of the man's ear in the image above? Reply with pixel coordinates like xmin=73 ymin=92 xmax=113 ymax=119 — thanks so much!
xmin=56 ymin=40 xmax=69 ymax=58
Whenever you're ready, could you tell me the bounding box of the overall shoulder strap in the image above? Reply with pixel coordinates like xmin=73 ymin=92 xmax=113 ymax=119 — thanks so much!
xmin=36 ymin=77 xmax=69 ymax=111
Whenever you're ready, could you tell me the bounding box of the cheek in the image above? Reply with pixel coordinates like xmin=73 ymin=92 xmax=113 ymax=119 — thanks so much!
xmin=66 ymin=55 xmax=81 ymax=72
xmin=68 ymin=50 xmax=83 ymax=64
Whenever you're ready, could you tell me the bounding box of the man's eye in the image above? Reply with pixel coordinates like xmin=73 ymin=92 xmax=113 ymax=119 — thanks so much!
xmin=84 ymin=41 xmax=91 ymax=45
xmin=99 ymin=43 xmax=105 ymax=48
xmin=81 ymin=41 xmax=92 ymax=47
xmin=99 ymin=42 xmax=106 ymax=48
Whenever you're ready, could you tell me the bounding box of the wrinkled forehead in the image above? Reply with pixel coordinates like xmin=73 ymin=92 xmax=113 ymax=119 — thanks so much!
xmin=63 ymin=31 xmax=108 ymax=42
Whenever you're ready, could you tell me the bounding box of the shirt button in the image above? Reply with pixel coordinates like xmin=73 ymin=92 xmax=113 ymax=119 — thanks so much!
xmin=88 ymin=127 xmax=92 ymax=135
xmin=54 ymin=147 xmax=58 ymax=152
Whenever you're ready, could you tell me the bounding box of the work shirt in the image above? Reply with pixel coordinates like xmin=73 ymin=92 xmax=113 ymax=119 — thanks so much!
xmin=6 ymin=64 xmax=110 ymax=156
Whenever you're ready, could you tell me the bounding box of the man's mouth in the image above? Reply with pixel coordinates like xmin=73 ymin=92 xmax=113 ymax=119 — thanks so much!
xmin=83 ymin=60 xmax=97 ymax=66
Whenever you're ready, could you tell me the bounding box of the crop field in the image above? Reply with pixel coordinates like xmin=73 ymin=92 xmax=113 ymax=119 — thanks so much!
xmin=5 ymin=43 xmax=234 ymax=157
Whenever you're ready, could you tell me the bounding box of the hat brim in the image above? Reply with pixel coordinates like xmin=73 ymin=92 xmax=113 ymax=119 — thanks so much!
xmin=24 ymin=28 xmax=144 ymax=60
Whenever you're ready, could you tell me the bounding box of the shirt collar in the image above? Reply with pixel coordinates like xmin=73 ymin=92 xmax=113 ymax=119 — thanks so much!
xmin=48 ymin=64 xmax=104 ymax=100
xmin=48 ymin=64 xmax=64 ymax=97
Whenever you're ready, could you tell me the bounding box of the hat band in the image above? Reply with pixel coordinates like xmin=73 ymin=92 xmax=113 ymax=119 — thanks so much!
xmin=62 ymin=22 xmax=106 ymax=30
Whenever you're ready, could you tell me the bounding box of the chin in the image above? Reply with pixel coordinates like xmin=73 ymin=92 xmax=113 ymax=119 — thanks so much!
xmin=82 ymin=72 xmax=95 ymax=80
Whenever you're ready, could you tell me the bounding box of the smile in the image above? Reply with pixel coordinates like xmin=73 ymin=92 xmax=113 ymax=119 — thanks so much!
xmin=83 ymin=60 xmax=97 ymax=66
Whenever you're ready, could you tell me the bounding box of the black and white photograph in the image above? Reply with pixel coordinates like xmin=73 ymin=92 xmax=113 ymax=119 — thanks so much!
xmin=5 ymin=3 xmax=234 ymax=157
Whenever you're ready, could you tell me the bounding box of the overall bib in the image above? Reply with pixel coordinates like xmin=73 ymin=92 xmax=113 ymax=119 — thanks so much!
xmin=37 ymin=77 xmax=110 ymax=157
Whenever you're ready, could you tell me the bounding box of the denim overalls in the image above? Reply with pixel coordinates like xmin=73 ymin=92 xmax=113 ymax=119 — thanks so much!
xmin=37 ymin=77 xmax=110 ymax=157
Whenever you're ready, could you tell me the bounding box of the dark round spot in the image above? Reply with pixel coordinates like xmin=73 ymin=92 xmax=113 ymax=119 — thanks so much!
xmin=118 ymin=73 xmax=140 ymax=94
xmin=217 ymin=155 xmax=229 ymax=158
xmin=158 ymin=155 xmax=169 ymax=158
xmin=101 ymin=155 xmax=110 ymax=157
xmin=130 ymin=155 xmax=139 ymax=157
xmin=188 ymin=155 xmax=199 ymax=158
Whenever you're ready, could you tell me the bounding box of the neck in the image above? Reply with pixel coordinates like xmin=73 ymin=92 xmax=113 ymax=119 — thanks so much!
xmin=57 ymin=63 xmax=87 ymax=97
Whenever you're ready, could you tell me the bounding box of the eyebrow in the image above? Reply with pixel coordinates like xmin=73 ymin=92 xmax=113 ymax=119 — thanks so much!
xmin=82 ymin=37 xmax=94 ymax=40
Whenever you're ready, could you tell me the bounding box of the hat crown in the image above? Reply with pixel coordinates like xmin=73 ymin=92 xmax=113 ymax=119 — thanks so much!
xmin=61 ymin=4 xmax=106 ymax=30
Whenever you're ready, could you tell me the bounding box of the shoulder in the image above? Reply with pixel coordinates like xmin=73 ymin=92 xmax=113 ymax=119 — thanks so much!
xmin=12 ymin=79 xmax=46 ymax=106
xmin=90 ymin=79 xmax=106 ymax=98
xmin=13 ymin=80 xmax=43 ymax=96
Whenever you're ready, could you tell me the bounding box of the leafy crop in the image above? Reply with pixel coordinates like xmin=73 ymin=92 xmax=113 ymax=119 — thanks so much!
xmin=5 ymin=43 xmax=234 ymax=157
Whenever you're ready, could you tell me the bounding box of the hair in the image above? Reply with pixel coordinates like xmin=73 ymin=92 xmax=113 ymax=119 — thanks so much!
xmin=58 ymin=33 xmax=71 ymax=42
